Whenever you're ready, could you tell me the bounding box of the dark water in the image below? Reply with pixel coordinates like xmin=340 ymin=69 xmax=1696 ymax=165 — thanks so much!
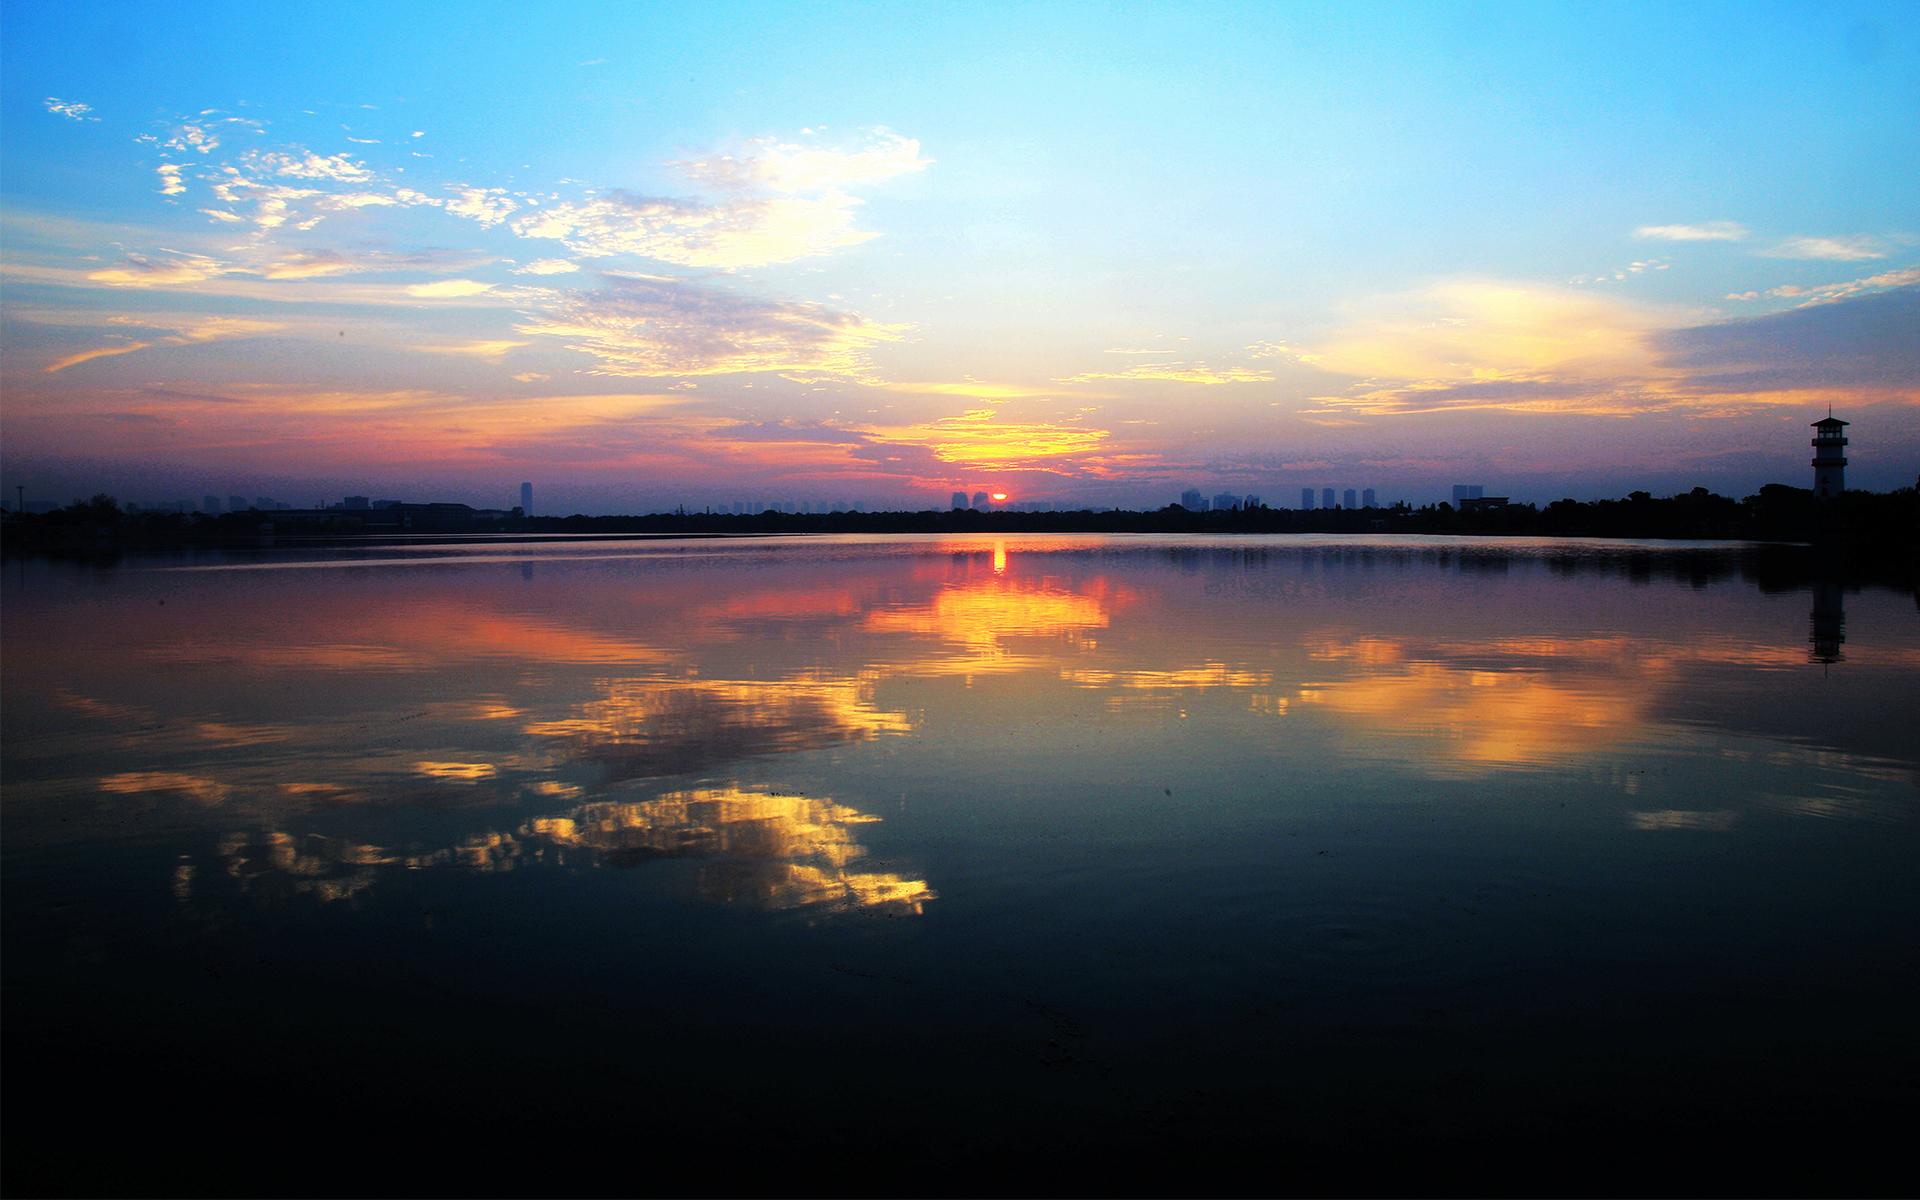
xmin=4 ymin=535 xmax=1916 ymax=1194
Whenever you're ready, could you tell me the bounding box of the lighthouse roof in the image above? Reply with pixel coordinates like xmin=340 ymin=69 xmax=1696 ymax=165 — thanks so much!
xmin=1812 ymin=415 xmax=1849 ymax=427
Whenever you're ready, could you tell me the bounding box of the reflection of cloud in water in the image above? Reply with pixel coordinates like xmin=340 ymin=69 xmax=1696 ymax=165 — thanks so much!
xmin=524 ymin=677 xmax=910 ymax=781
xmin=865 ymin=578 xmax=1123 ymax=675
xmin=147 ymin=607 xmax=666 ymax=673
xmin=1292 ymin=631 xmax=1911 ymax=773
xmin=100 ymin=771 xmax=232 ymax=804
xmin=1296 ymin=635 xmax=1662 ymax=772
xmin=1628 ymin=809 xmax=1739 ymax=832
xmin=526 ymin=788 xmax=934 ymax=913
xmin=192 ymin=787 xmax=933 ymax=916
xmin=1298 ymin=661 xmax=1649 ymax=771
xmin=414 ymin=760 xmax=499 ymax=782
xmin=1061 ymin=663 xmax=1274 ymax=691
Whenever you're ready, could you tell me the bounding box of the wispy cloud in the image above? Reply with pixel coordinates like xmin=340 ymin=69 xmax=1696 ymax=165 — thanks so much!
xmin=405 ymin=279 xmax=495 ymax=298
xmin=515 ymin=274 xmax=903 ymax=377
xmin=45 ymin=317 xmax=285 ymax=373
xmin=1634 ymin=221 xmax=1747 ymax=242
xmin=874 ymin=408 xmax=1110 ymax=469
xmin=1726 ymin=267 xmax=1920 ymax=305
xmin=1759 ymin=235 xmax=1886 ymax=262
xmin=513 ymin=258 xmax=579 ymax=275
xmin=1298 ymin=278 xmax=1920 ymax=419
xmin=513 ymin=128 xmax=929 ymax=269
xmin=416 ymin=339 xmax=530 ymax=359
xmin=1063 ymin=363 xmax=1273 ymax=385
xmin=155 ymin=164 xmax=186 ymax=197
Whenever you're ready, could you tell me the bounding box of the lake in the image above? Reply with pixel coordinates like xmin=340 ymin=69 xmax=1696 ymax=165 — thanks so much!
xmin=3 ymin=534 xmax=1916 ymax=1194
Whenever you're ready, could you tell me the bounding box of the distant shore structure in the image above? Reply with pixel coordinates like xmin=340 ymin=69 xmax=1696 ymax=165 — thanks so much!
xmin=1811 ymin=413 xmax=1848 ymax=498
xmin=520 ymin=481 xmax=533 ymax=516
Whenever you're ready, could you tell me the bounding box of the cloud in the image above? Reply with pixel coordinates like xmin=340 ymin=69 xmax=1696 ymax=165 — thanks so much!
xmin=1062 ymin=363 xmax=1274 ymax=385
xmin=515 ymin=274 xmax=903 ymax=377
xmin=87 ymin=251 xmax=233 ymax=287
xmin=673 ymin=127 xmax=930 ymax=195
xmin=44 ymin=316 xmax=284 ymax=373
xmin=442 ymin=186 xmax=518 ymax=225
xmin=509 ymin=189 xmax=882 ymax=269
xmin=155 ymin=164 xmax=186 ymax=196
xmin=511 ymin=127 xmax=929 ymax=270
xmin=1655 ymin=284 xmax=1920 ymax=395
xmin=44 ymin=98 xmax=98 ymax=122
xmin=405 ymin=279 xmax=495 ymax=298
xmin=1760 ymin=235 xmax=1886 ymax=262
xmin=1634 ymin=221 xmax=1747 ymax=242
xmin=1296 ymin=279 xmax=1920 ymax=418
xmin=1726 ymin=266 xmax=1920 ymax=306
xmin=875 ymin=408 xmax=1110 ymax=468
xmin=164 ymin=123 xmax=222 ymax=154
xmin=46 ymin=343 xmax=155 ymax=373
xmin=262 ymin=250 xmax=356 ymax=279
xmin=416 ymin=339 xmax=530 ymax=359
xmin=257 ymin=150 xmax=373 ymax=182
xmin=513 ymin=258 xmax=579 ymax=275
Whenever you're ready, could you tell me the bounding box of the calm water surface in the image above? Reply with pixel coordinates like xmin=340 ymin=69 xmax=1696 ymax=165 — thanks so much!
xmin=4 ymin=535 xmax=1916 ymax=1193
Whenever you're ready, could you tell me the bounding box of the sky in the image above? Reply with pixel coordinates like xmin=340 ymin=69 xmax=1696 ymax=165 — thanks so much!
xmin=2 ymin=0 xmax=1916 ymax=513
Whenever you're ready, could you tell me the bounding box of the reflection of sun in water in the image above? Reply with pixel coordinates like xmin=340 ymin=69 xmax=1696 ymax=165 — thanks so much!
xmin=992 ymin=539 xmax=1007 ymax=575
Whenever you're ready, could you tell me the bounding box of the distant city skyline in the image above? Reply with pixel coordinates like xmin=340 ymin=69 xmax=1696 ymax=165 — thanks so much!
xmin=2 ymin=4 xmax=1916 ymax=513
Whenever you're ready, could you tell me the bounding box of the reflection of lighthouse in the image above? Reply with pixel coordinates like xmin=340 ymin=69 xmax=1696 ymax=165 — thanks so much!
xmin=1811 ymin=413 xmax=1848 ymax=498
xmin=1809 ymin=580 xmax=1846 ymax=665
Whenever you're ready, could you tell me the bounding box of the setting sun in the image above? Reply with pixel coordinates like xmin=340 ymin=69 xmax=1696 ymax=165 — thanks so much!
xmin=990 ymin=492 xmax=1008 ymax=502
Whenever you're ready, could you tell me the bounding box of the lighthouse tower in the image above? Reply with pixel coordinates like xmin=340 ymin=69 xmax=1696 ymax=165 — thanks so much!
xmin=1811 ymin=412 xmax=1848 ymax=498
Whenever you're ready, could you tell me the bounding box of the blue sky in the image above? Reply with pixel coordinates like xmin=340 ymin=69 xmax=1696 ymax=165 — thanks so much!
xmin=3 ymin=0 xmax=1916 ymax=512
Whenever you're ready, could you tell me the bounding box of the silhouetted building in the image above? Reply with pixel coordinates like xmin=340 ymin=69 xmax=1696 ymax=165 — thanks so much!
xmin=202 ymin=495 xmax=222 ymax=514
xmin=344 ymin=496 xmax=370 ymax=510
xmin=972 ymin=491 xmax=990 ymax=511
xmin=1362 ymin=488 xmax=1376 ymax=508
xmin=1212 ymin=491 xmax=1240 ymax=511
xmin=1321 ymin=487 xmax=1336 ymax=509
xmin=1452 ymin=484 xmax=1484 ymax=504
xmin=1343 ymin=488 xmax=1357 ymax=510
xmin=1811 ymin=414 xmax=1848 ymax=498
xmin=228 ymin=494 xmax=248 ymax=512
xmin=1300 ymin=487 xmax=1314 ymax=510
xmin=1244 ymin=494 xmax=1261 ymax=509
xmin=521 ymin=481 xmax=533 ymax=515
xmin=951 ymin=491 xmax=968 ymax=510
xmin=1180 ymin=488 xmax=1206 ymax=512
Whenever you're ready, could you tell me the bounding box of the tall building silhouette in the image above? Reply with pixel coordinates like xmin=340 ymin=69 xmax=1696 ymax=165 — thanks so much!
xmin=1811 ymin=414 xmax=1848 ymax=498
xmin=951 ymin=491 xmax=968 ymax=510
xmin=1181 ymin=488 xmax=1206 ymax=511
xmin=1300 ymin=487 xmax=1314 ymax=510
xmin=972 ymin=491 xmax=990 ymax=511
xmin=520 ymin=481 xmax=533 ymax=515
xmin=1343 ymin=488 xmax=1357 ymax=510
xmin=1321 ymin=487 xmax=1336 ymax=509
xmin=1362 ymin=488 xmax=1376 ymax=508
